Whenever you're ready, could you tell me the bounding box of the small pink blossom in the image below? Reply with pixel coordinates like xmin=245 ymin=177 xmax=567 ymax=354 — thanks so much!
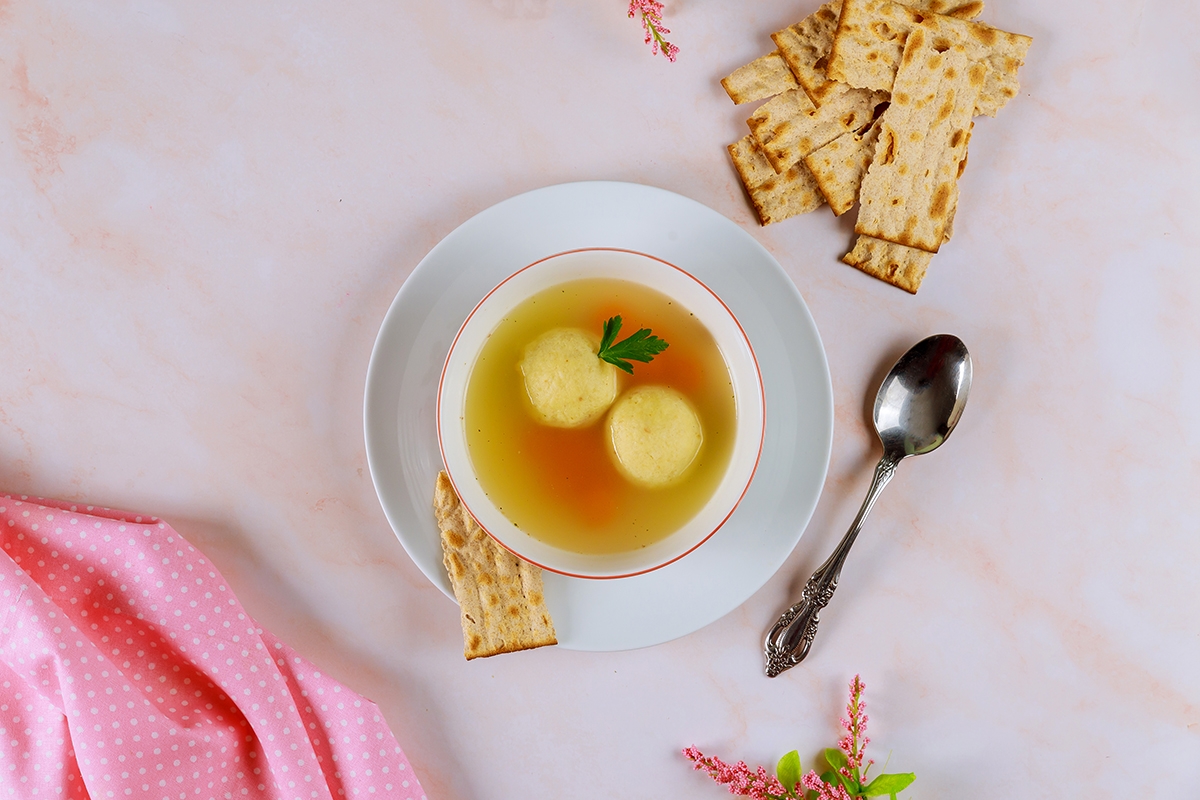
xmin=628 ymin=0 xmax=680 ymax=62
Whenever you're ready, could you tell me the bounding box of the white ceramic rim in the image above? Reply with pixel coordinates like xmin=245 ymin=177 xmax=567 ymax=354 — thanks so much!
xmin=436 ymin=247 xmax=766 ymax=579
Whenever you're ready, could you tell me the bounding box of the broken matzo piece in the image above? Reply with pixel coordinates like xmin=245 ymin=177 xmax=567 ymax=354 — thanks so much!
xmin=772 ymin=0 xmax=982 ymax=108
xmin=721 ymin=51 xmax=800 ymax=105
xmin=434 ymin=471 xmax=557 ymax=660
xmin=803 ymin=118 xmax=882 ymax=215
xmin=771 ymin=1 xmax=844 ymax=107
xmin=747 ymin=82 xmax=888 ymax=174
xmin=854 ymin=30 xmax=984 ymax=252
xmin=826 ymin=0 xmax=1031 ymax=117
xmin=728 ymin=134 xmax=825 ymax=225
xmin=842 ymin=235 xmax=934 ymax=293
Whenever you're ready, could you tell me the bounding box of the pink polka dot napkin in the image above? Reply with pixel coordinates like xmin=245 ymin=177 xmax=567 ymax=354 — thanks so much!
xmin=0 ymin=494 xmax=426 ymax=800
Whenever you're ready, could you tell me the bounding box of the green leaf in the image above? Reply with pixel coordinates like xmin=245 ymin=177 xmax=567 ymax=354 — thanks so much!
xmin=776 ymin=750 xmax=802 ymax=795
xmin=861 ymin=773 xmax=915 ymax=797
xmin=823 ymin=748 xmax=849 ymax=771
xmin=596 ymin=315 xmax=669 ymax=375
xmin=599 ymin=315 xmax=622 ymax=352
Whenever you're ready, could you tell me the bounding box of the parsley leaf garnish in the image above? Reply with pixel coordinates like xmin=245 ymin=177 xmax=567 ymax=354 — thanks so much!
xmin=597 ymin=315 xmax=669 ymax=375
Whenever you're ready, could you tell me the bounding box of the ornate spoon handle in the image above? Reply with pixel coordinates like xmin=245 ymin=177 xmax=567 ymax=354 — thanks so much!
xmin=763 ymin=454 xmax=900 ymax=677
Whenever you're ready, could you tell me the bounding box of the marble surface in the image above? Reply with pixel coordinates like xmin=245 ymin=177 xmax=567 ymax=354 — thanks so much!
xmin=2 ymin=0 xmax=1198 ymax=797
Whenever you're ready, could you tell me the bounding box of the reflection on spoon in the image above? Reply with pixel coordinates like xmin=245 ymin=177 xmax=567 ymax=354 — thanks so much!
xmin=764 ymin=334 xmax=972 ymax=677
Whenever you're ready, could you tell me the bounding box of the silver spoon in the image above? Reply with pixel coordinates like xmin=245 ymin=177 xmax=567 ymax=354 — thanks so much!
xmin=764 ymin=334 xmax=972 ymax=677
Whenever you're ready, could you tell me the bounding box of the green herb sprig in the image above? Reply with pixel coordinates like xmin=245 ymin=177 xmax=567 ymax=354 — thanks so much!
xmin=597 ymin=315 xmax=669 ymax=375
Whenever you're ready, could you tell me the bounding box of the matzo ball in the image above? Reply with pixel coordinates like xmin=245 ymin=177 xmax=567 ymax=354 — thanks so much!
xmin=608 ymin=386 xmax=703 ymax=487
xmin=520 ymin=328 xmax=618 ymax=428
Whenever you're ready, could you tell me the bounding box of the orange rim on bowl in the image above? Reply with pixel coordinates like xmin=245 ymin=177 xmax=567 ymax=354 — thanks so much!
xmin=437 ymin=248 xmax=765 ymax=579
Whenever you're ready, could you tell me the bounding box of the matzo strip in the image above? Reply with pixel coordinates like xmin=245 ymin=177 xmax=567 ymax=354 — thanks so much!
xmin=747 ymin=83 xmax=887 ymax=174
xmin=826 ymin=0 xmax=1031 ymax=117
xmin=728 ymin=134 xmax=825 ymax=225
xmin=854 ymin=30 xmax=983 ymax=252
xmin=803 ymin=118 xmax=882 ymax=216
xmin=434 ymin=471 xmax=557 ymax=660
xmin=842 ymin=235 xmax=933 ymax=293
xmin=721 ymin=51 xmax=800 ymax=105
xmin=772 ymin=0 xmax=982 ymax=108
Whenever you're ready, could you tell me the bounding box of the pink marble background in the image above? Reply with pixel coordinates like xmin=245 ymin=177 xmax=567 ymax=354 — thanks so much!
xmin=2 ymin=0 xmax=1198 ymax=797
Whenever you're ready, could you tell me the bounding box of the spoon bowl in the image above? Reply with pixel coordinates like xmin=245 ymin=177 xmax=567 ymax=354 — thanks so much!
xmin=764 ymin=334 xmax=972 ymax=676
xmin=874 ymin=334 xmax=972 ymax=457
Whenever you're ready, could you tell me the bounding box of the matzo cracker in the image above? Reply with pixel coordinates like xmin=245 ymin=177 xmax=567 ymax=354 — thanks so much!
xmin=434 ymin=472 xmax=557 ymax=660
xmin=854 ymin=29 xmax=983 ymax=252
xmin=728 ymin=134 xmax=825 ymax=224
xmin=721 ymin=50 xmax=800 ymax=105
xmin=842 ymin=235 xmax=934 ymax=293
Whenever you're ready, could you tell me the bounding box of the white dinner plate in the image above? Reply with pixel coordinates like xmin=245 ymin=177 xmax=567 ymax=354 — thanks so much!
xmin=364 ymin=181 xmax=833 ymax=651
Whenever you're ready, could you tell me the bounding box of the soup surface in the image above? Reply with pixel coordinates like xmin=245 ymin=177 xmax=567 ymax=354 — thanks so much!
xmin=463 ymin=277 xmax=737 ymax=555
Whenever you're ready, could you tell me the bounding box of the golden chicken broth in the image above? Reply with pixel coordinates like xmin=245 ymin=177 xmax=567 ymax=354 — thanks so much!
xmin=464 ymin=278 xmax=736 ymax=555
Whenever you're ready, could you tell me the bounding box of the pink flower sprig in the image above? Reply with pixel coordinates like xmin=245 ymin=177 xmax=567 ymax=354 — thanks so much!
xmin=628 ymin=0 xmax=680 ymax=62
xmin=684 ymin=676 xmax=915 ymax=800
xmin=839 ymin=674 xmax=874 ymax=776
xmin=683 ymin=747 xmax=790 ymax=800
